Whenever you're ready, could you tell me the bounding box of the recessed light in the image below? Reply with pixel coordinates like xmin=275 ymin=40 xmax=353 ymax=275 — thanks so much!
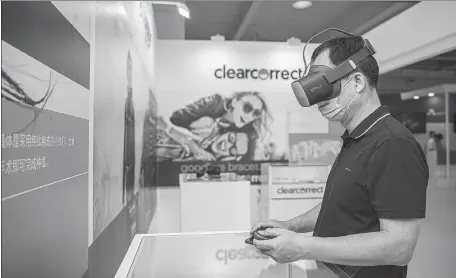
xmin=428 ymin=92 xmax=435 ymax=97
xmin=414 ymin=96 xmax=419 ymax=100
xmin=292 ymin=1 xmax=312 ymax=10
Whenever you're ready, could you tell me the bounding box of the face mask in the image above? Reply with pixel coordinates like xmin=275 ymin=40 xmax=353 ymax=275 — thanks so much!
xmin=319 ymin=75 xmax=359 ymax=121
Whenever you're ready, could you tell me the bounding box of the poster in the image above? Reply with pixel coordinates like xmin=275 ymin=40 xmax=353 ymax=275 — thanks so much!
xmin=92 ymin=2 xmax=157 ymax=241
xmin=1 ymin=2 xmax=90 ymax=275
xmin=288 ymin=133 xmax=342 ymax=165
xmin=1 ymin=41 xmax=89 ymax=192
xmin=154 ymin=92 xmax=288 ymax=162
xmin=155 ymin=40 xmax=327 ymax=185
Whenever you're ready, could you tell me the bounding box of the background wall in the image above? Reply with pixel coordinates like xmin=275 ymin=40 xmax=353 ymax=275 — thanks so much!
xmin=1 ymin=2 xmax=90 ymax=278
xmin=380 ymin=93 xmax=456 ymax=150
xmin=1 ymin=2 xmax=158 ymax=278
xmin=88 ymin=2 xmax=158 ymax=278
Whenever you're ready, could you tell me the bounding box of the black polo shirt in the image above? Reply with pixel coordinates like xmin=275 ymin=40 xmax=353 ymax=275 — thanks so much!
xmin=313 ymin=106 xmax=429 ymax=278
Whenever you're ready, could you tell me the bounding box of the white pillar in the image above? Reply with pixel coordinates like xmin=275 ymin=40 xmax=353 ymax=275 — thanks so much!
xmin=444 ymin=88 xmax=451 ymax=188
xmin=363 ymin=1 xmax=456 ymax=74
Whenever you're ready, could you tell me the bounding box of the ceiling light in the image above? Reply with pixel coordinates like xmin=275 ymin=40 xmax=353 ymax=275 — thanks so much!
xmin=177 ymin=3 xmax=190 ymax=19
xmin=414 ymin=96 xmax=419 ymax=100
xmin=428 ymin=92 xmax=435 ymax=97
xmin=292 ymin=1 xmax=312 ymax=10
xmin=150 ymin=1 xmax=190 ymax=19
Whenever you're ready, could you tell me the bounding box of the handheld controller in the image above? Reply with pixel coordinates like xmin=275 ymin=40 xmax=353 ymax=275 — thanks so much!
xmin=245 ymin=229 xmax=276 ymax=245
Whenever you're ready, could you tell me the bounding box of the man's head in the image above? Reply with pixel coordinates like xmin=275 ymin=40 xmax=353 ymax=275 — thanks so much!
xmin=310 ymin=36 xmax=380 ymax=123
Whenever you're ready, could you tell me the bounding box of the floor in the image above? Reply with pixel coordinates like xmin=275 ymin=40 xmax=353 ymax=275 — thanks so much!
xmin=148 ymin=168 xmax=456 ymax=278
xmin=408 ymin=186 xmax=456 ymax=278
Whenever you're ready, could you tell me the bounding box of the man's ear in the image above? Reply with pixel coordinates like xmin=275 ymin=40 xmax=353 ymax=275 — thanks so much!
xmin=354 ymin=73 xmax=367 ymax=93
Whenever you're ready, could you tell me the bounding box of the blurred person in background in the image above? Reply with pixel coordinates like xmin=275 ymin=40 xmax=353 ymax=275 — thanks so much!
xmin=435 ymin=133 xmax=444 ymax=151
xmin=425 ymin=131 xmax=436 ymax=155
xmin=425 ymin=131 xmax=437 ymax=185
xmin=155 ymin=116 xmax=249 ymax=161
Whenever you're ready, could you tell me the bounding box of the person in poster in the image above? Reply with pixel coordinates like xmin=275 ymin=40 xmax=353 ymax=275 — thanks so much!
xmin=157 ymin=91 xmax=273 ymax=161
xmin=155 ymin=115 xmax=250 ymax=161
xmin=123 ymin=50 xmax=136 ymax=205
xmin=139 ymin=89 xmax=158 ymax=184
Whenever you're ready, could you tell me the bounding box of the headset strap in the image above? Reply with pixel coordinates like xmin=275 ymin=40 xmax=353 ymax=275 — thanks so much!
xmin=325 ymin=39 xmax=376 ymax=83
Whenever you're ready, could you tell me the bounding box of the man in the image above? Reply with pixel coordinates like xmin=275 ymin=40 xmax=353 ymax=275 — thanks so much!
xmin=425 ymin=131 xmax=437 ymax=155
xmin=425 ymin=131 xmax=437 ymax=186
xmin=250 ymin=36 xmax=429 ymax=278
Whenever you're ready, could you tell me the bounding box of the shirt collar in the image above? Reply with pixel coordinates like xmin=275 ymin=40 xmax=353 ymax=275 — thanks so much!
xmin=342 ymin=105 xmax=391 ymax=140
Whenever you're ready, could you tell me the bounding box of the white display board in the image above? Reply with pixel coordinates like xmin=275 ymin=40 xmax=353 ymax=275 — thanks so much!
xmin=180 ymin=179 xmax=251 ymax=232
xmin=265 ymin=165 xmax=330 ymax=222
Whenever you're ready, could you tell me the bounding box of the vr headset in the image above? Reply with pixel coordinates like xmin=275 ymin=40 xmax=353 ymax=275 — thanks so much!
xmin=291 ymin=29 xmax=376 ymax=107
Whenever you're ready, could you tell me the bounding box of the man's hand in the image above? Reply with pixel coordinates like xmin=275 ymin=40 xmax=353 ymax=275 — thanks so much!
xmin=250 ymin=220 xmax=290 ymax=235
xmin=252 ymin=228 xmax=307 ymax=264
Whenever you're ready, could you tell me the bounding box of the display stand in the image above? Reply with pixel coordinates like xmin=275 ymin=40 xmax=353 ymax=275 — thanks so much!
xmin=180 ymin=174 xmax=251 ymax=232
xmin=260 ymin=164 xmax=330 ymax=224
xmin=115 ymin=232 xmax=347 ymax=278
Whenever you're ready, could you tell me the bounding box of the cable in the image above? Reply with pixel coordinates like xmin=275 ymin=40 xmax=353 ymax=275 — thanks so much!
xmin=302 ymin=28 xmax=356 ymax=75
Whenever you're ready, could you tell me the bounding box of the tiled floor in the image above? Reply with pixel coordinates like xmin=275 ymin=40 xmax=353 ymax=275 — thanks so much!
xmin=149 ymin=173 xmax=456 ymax=277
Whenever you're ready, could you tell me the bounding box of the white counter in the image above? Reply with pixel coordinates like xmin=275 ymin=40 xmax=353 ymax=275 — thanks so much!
xmin=180 ymin=178 xmax=251 ymax=232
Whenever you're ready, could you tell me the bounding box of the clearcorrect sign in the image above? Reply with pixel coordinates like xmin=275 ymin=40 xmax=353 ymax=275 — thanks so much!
xmin=270 ymin=182 xmax=326 ymax=199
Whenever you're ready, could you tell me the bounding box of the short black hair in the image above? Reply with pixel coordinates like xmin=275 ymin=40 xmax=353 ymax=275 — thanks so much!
xmin=311 ymin=36 xmax=379 ymax=88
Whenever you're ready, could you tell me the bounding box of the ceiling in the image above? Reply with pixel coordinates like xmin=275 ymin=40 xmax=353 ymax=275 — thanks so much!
xmin=154 ymin=1 xmax=456 ymax=94
xmin=183 ymin=1 xmax=416 ymax=42
xmin=380 ymin=49 xmax=456 ymax=94
xmin=403 ymin=49 xmax=456 ymax=71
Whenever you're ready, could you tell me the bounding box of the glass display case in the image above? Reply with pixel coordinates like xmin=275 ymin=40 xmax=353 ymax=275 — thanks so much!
xmin=115 ymin=231 xmax=346 ymax=278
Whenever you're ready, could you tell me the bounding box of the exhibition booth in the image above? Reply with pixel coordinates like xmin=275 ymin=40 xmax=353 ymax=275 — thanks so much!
xmin=151 ymin=15 xmax=456 ymax=237
xmin=137 ymin=3 xmax=456 ymax=277
xmin=150 ymin=38 xmax=343 ymax=234
xmin=1 ymin=1 xmax=456 ymax=278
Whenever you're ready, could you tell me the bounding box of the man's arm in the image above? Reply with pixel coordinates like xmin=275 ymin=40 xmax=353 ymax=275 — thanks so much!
xmin=287 ymin=203 xmax=321 ymax=233
xmin=301 ymin=218 xmax=422 ymax=266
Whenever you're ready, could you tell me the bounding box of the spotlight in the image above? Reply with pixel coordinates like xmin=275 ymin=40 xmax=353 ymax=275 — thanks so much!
xmin=177 ymin=3 xmax=190 ymax=19
xmin=292 ymin=1 xmax=312 ymax=10
xmin=428 ymin=92 xmax=435 ymax=97
xmin=413 ymin=96 xmax=419 ymax=100
xmin=150 ymin=1 xmax=190 ymax=19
